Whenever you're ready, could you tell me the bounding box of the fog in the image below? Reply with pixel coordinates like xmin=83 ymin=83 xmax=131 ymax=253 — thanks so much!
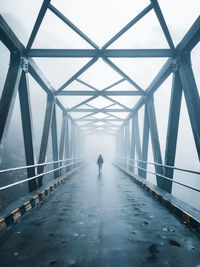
xmin=0 ymin=0 xmax=199 ymax=212
xmin=84 ymin=134 xmax=115 ymax=164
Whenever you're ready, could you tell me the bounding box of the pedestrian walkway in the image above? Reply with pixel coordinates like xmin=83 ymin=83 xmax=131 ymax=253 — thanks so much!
xmin=0 ymin=164 xmax=200 ymax=267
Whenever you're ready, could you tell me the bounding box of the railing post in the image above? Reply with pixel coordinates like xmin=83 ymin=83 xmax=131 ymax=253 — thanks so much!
xmin=51 ymin=104 xmax=59 ymax=178
xmin=37 ymin=94 xmax=55 ymax=187
xmin=147 ymin=96 xmax=164 ymax=189
xmin=164 ymin=70 xmax=182 ymax=192
xmin=18 ymin=70 xmax=37 ymax=192
xmin=0 ymin=51 xmax=22 ymax=162
xmin=141 ymin=104 xmax=149 ymax=178
xmin=178 ymin=53 xmax=200 ymax=161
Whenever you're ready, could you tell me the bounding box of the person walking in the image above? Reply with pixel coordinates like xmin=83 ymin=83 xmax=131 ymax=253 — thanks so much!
xmin=97 ymin=154 xmax=103 ymax=174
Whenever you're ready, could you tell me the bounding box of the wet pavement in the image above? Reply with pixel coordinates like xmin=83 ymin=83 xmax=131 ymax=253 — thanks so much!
xmin=0 ymin=163 xmax=200 ymax=267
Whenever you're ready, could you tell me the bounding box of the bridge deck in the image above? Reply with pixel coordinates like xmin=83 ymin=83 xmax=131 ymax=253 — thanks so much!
xmin=0 ymin=164 xmax=200 ymax=267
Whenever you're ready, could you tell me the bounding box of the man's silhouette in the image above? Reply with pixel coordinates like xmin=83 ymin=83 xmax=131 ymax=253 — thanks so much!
xmin=97 ymin=154 xmax=103 ymax=174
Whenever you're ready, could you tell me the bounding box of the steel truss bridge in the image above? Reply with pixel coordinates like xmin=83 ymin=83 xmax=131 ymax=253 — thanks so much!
xmin=0 ymin=0 xmax=200 ymax=265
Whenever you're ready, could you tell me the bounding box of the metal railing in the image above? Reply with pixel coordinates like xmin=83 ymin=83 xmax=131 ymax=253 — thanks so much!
xmin=116 ymin=158 xmax=200 ymax=193
xmin=0 ymin=157 xmax=84 ymax=191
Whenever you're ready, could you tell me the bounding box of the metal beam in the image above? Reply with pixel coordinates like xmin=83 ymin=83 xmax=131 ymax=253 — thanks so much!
xmin=26 ymin=0 xmax=51 ymax=50
xmin=76 ymin=118 xmax=123 ymax=122
xmin=65 ymin=113 xmax=70 ymax=171
xmin=48 ymin=4 xmax=99 ymax=49
xmin=103 ymin=57 xmax=144 ymax=93
xmin=28 ymin=58 xmax=54 ymax=95
xmin=0 ymin=52 xmax=22 ymax=161
xmin=28 ymin=49 xmax=173 ymax=58
xmin=101 ymin=95 xmax=131 ymax=110
xmin=123 ymin=58 xmax=173 ymax=125
xmin=76 ymin=78 xmax=99 ymax=91
xmin=102 ymin=78 xmax=125 ymax=91
xmin=37 ymin=95 xmax=55 ymax=187
xmin=150 ymin=0 xmax=175 ymax=50
xmin=163 ymin=72 xmax=182 ymax=193
xmin=179 ymin=54 xmax=200 ymax=160
xmin=133 ymin=113 xmax=142 ymax=160
xmin=147 ymin=97 xmax=164 ymax=189
xmin=74 ymin=103 xmax=115 ymax=120
xmin=51 ymin=105 xmax=60 ymax=178
xmin=177 ymin=16 xmax=200 ymax=52
xmin=129 ymin=116 xmax=136 ymax=172
xmin=58 ymin=90 xmax=141 ymax=96
xmin=56 ymin=57 xmax=98 ymax=93
xmin=69 ymin=108 xmax=129 ymax=112
xmin=59 ymin=112 xmax=67 ymax=175
xmin=67 ymin=96 xmax=98 ymax=111
xmin=102 ymin=4 xmax=153 ymax=49
xmin=18 ymin=71 xmax=37 ymax=192
xmin=140 ymin=104 xmax=149 ymax=179
xmin=0 ymin=15 xmax=24 ymax=52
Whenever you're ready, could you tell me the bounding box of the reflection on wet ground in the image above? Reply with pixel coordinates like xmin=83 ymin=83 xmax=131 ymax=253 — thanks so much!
xmin=0 ymin=163 xmax=200 ymax=267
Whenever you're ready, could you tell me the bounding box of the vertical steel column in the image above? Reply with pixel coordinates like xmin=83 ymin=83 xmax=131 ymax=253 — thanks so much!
xmin=69 ymin=121 xmax=75 ymax=169
xmin=141 ymin=104 xmax=149 ymax=178
xmin=18 ymin=71 xmax=37 ymax=192
xmin=124 ymin=122 xmax=130 ymax=169
xmin=37 ymin=94 xmax=55 ymax=187
xmin=179 ymin=54 xmax=200 ymax=160
xmin=65 ymin=113 xmax=70 ymax=171
xmin=59 ymin=112 xmax=67 ymax=175
xmin=147 ymin=97 xmax=164 ymax=189
xmin=51 ymin=104 xmax=59 ymax=178
xmin=129 ymin=115 xmax=136 ymax=172
xmin=133 ymin=112 xmax=142 ymax=176
xmin=0 ymin=52 xmax=21 ymax=162
xmin=164 ymin=71 xmax=182 ymax=192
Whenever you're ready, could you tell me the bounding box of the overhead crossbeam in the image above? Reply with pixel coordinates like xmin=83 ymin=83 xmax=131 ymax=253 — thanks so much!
xmin=58 ymin=90 xmax=141 ymax=96
xmin=75 ymin=118 xmax=123 ymax=122
xmin=28 ymin=49 xmax=173 ymax=58
xmin=70 ymin=108 xmax=129 ymax=112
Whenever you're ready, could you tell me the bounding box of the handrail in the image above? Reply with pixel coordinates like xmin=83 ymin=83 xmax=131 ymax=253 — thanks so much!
xmin=124 ymin=158 xmax=200 ymax=175
xmin=0 ymin=159 xmax=84 ymax=191
xmin=117 ymin=159 xmax=200 ymax=193
xmin=0 ymin=157 xmax=82 ymax=174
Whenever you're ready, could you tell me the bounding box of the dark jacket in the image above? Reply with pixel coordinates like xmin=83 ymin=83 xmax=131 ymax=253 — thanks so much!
xmin=97 ymin=156 xmax=103 ymax=165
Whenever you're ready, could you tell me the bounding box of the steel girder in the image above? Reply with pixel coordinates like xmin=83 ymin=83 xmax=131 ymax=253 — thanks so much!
xmin=28 ymin=49 xmax=173 ymax=58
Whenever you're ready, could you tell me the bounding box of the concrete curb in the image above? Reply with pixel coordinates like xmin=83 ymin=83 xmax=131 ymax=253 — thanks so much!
xmin=114 ymin=163 xmax=200 ymax=234
xmin=0 ymin=164 xmax=86 ymax=232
